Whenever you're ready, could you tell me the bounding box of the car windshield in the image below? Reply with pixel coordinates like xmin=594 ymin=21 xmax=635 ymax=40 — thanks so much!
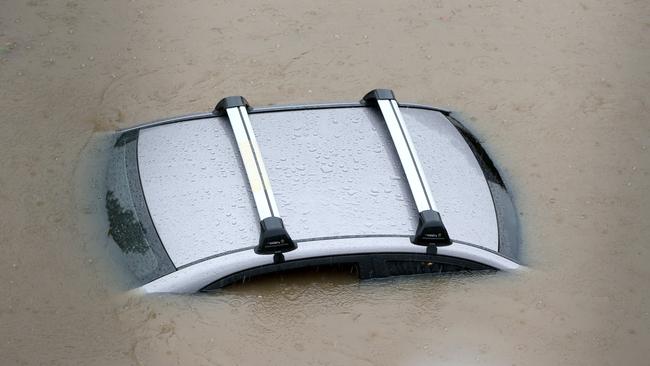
xmin=105 ymin=131 xmax=175 ymax=285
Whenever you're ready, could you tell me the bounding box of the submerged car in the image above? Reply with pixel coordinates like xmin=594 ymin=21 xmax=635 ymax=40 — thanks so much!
xmin=106 ymin=89 xmax=521 ymax=294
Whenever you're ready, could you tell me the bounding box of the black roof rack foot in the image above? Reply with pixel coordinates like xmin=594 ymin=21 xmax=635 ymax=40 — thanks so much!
xmin=256 ymin=217 xmax=297 ymax=254
xmin=411 ymin=210 xmax=451 ymax=246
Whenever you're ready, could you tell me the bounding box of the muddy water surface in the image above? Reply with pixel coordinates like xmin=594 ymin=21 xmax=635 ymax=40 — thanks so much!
xmin=1 ymin=1 xmax=649 ymax=365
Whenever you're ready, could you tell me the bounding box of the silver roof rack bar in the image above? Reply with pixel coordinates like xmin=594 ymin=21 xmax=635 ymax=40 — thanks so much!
xmin=362 ymin=89 xmax=451 ymax=247
xmin=214 ymin=96 xmax=296 ymax=256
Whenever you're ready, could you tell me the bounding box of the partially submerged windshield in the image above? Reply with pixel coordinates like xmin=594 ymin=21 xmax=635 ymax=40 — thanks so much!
xmin=105 ymin=130 xmax=175 ymax=285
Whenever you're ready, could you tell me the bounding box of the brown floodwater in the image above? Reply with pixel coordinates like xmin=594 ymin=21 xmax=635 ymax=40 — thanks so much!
xmin=1 ymin=0 xmax=649 ymax=365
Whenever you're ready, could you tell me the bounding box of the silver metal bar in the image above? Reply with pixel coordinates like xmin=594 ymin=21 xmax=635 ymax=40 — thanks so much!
xmin=215 ymin=96 xmax=296 ymax=255
xmin=225 ymin=106 xmax=278 ymax=220
xmin=376 ymin=99 xmax=438 ymax=213
xmin=363 ymin=89 xmax=449 ymax=246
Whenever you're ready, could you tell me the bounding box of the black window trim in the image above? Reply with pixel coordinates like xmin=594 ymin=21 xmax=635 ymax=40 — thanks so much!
xmin=201 ymin=252 xmax=494 ymax=292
